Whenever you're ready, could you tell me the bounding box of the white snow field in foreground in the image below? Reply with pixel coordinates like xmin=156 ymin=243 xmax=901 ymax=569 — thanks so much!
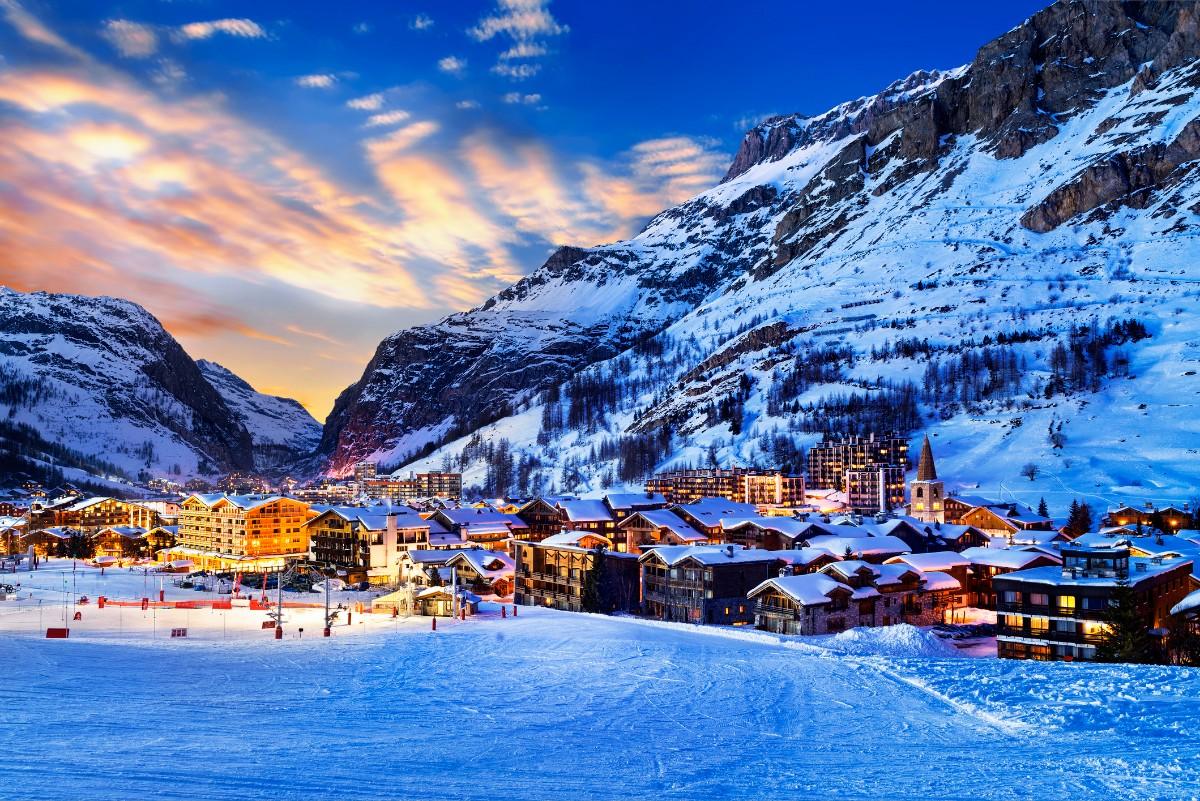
xmin=1 ymin=599 xmax=1199 ymax=801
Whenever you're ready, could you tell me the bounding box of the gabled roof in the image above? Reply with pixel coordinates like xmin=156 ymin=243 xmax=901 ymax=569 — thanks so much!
xmin=65 ymin=496 xmax=114 ymax=512
xmin=97 ymin=525 xmax=148 ymax=538
xmin=805 ymin=535 xmax=910 ymax=558
xmin=959 ymin=546 xmax=1061 ymax=569
xmin=402 ymin=548 xmax=480 ymax=565
xmin=556 ymin=499 xmax=615 ymax=523
xmin=638 ymin=544 xmax=781 ymax=567
xmin=446 ymin=549 xmax=515 ymax=579
xmin=821 ymin=560 xmax=881 ymax=580
xmin=672 ymin=498 xmax=757 ymax=526
xmin=537 ymin=531 xmax=613 ymax=548
xmin=747 ymin=574 xmax=850 ymax=605
xmin=603 ymin=492 xmax=667 ymax=510
xmin=885 ymin=551 xmax=970 ymax=572
xmin=920 ymin=571 xmax=962 ymax=592
xmin=438 ymin=508 xmax=528 ymax=529
xmin=619 ymin=509 xmax=706 ymax=542
xmin=771 ymin=548 xmax=835 ymax=567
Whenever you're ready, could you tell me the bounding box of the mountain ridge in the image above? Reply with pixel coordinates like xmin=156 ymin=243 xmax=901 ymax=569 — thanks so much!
xmin=320 ymin=0 xmax=1200 ymax=506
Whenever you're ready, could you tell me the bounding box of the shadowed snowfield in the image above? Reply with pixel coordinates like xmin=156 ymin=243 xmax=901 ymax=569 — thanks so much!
xmin=1 ymin=589 xmax=1198 ymax=801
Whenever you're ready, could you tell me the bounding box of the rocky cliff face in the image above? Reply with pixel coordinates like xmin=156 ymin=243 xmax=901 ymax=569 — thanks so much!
xmin=0 ymin=289 xmax=310 ymax=482
xmin=325 ymin=1 xmax=1200 ymax=501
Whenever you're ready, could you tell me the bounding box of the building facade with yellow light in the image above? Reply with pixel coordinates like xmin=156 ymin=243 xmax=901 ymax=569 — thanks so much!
xmin=162 ymin=494 xmax=314 ymax=571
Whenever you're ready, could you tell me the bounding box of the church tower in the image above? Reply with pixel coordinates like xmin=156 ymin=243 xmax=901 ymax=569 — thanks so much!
xmin=909 ymin=435 xmax=944 ymax=523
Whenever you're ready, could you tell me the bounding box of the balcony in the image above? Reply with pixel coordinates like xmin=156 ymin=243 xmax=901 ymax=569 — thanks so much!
xmin=996 ymin=602 xmax=1106 ymax=620
xmin=996 ymin=625 xmax=1107 ymax=645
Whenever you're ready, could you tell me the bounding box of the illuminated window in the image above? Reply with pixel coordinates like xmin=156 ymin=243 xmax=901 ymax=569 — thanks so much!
xmin=1029 ymin=616 xmax=1049 ymax=633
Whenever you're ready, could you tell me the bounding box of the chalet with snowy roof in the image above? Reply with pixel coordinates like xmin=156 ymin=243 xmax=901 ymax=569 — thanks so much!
xmin=617 ymin=509 xmax=711 ymax=554
xmin=885 ymin=551 xmax=971 ymax=589
xmin=46 ymin=496 xmax=162 ymax=532
xmin=670 ymin=498 xmax=757 ymax=540
xmin=306 ymin=507 xmax=441 ymax=584
xmin=959 ymin=546 xmax=1062 ymax=609
xmin=941 ymin=494 xmax=998 ymax=525
xmin=25 ymin=526 xmax=76 ymax=557
xmin=444 ymin=549 xmax=515 ymax=596
xmin=996 ymin=543 xmax=1192 ymax=661
xmin=1104 ymin=503 xmax=1195 ymax=534
xmin=722 ymin=516 xmax=816 ymax=550
xmin=431 ymin=507 xmax=528 ymax=551
xmin=513 ymin=531 xmax=641 ymax=613
xmin=399 ymin=548 xmax=488 ymax=587
xmin=885 ymin=517 xmax=989 ymax=552
xmin=602 ymin=492 xmax=669 ymax=522
xmin=803 ymin=534 xmax=911 ymax=563
xmin=94 ymin=525 xmax=149 ymax=559
xmin=554 ymin=500 xmax=618 ymax=541
xmin=146 ymin=525 xmax=178 ymax=554
xmin=749 ymin=558 xmax=962 ymax=635
xmin=959 ymin=502 xmax=1053 ymax=542
xmin=514 ymin=498 xmax=564 ymax=542
xmin=640 ymin=544 xmax=783 ymax=625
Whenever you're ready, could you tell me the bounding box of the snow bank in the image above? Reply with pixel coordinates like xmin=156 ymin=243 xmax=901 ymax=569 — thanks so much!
xmin=814 ymin=623 xmax=959 ymax=658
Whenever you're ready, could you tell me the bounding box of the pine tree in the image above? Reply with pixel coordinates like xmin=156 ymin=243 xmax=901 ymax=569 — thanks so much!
xmin=1037 ymin=497 xmax=1049 ymax=518
xmin=1093 ymin=579 xmax=1158 ymax=664
xmin=580 ymin=548 xmax=608 ymax=614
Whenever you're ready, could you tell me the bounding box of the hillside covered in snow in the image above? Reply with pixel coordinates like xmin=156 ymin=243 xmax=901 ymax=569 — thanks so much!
xmin=197 ymin=360 xmax=321 ymax=471
xmin=319 ymin=0 xmax=1200 ymax=509
xmin=0 ymin=288 xmax=315 ymax=485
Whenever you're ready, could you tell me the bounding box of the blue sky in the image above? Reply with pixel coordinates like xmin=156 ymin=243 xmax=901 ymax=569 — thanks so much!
xmin=0 ymin=0 xmax=1046 ymax=416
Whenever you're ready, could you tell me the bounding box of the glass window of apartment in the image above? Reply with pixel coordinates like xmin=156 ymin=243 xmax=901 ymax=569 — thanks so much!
xmin=1029 ymin=616 xmax=1049 ymax=633
xmin=1058 ymin=595 xmax=1076 ymax=611
xmin=1029 ymin=592 xmax=1049 ymax=607
xmin=1002 ymin=590 xmax=1021 ymax=604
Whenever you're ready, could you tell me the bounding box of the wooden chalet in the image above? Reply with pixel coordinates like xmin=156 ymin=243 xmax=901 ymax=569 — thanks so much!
xmin=639 ymin=544 xmax=780 ymax=625
xmin=513 ymin=532 xmax=640 ymax=613
xmin=617 ymin=509 xmax=711 ymax=554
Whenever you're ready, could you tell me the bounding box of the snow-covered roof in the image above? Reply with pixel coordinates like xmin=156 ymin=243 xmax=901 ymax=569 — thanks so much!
xmin=446 ymin=549 xmax=515 ymax=579
xmin=603 ymin=492 xmax=667 ymax=510
xmin=639 ymin=544 xmax=781 ymax=567
xmin=821 ymin=560 xmax=881 ymax=580
xmin=620 ymin=509 xmax=706 ymax=541
xmin=673 ymin=498 xmax=758 ymax=525
xmin=748 ymin=574 xmax=850 ymax=605
xmin=959 ymin=546 xmax=1061 ymax=570
xmin=946 ymin=495 xmax=998 ymax=508
xmin=538 ymin=531 xmax=613 ymax=548
xmin=556 ymin=499 xmax=615 ymax=523
xmin=920 ymin=571 xmax=962 ymax=592
xmin=771 ymin=548 xmax=833 ymax=567
xmin=885 ymin=551 xmax=970 ymax=572
xmin=806 ymin=535 xmax=910 ymax=558
xmin=722 ymin=516 xmax=812 ymax=538
xmin=439 ymin=508 xmax=528 ymax=529
xmin=1172 ymin=588 xmax=1200 ymax=617
xmin=1005 ymin=556 xmax=1192 ymax=588
xmin=1009 ymin=528 xmax=1064 ymax=545
xmin=403 ymin=548 xmax=481 ymax=565
xmin=98 ymin=525 xmax=148 ymax=538
xmin=65 ymin=496 xmax=114 ymax=511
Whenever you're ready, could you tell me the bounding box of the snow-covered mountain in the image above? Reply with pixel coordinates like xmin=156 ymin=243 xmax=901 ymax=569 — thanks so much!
xmin=319 ymin=0 xmax=1200 ymax=509
xmin=197 ymin=360 xmax=321 ymax=471
xmin=0 ymin=288 xmax=311 ymax=485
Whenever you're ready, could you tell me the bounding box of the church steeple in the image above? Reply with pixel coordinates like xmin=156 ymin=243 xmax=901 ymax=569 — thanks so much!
xmin=917 ymin=435 xmax=937 ymax=482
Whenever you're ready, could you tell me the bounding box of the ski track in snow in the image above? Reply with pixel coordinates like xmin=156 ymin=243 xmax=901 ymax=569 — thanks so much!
xmin=0 ymin=608 xmax=1197 ymax=801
